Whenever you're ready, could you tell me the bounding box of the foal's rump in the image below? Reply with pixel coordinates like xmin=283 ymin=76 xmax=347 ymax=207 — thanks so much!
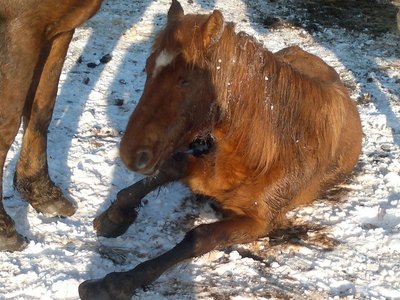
xmin=273 ymin=45 xmax=362 ymax=204
xmin=275 ymin=45 xmax=341 ymax=84
xmin=277 ymin=45 xmax=361 ymax=157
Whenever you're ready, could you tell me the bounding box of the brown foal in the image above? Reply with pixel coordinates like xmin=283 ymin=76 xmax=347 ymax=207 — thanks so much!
xmin=80 ymin=1 xmax=362 ymax=299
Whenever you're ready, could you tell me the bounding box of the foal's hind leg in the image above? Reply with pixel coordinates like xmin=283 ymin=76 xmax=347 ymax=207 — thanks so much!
xmin=13 ymin=31 xmax=77 ymax=217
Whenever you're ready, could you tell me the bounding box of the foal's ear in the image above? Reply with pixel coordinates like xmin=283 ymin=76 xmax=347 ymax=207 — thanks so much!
xmin=202 ymin=10 xmax=225 ymax=49
xmin=168 ymin=0 xmax=184 ymax=23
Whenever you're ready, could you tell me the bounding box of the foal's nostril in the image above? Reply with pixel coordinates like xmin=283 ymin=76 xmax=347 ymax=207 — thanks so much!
xmin=135 ymin=149 xmax=153 ymax=170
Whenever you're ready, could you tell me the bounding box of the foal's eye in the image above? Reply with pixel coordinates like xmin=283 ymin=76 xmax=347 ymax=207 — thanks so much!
xmin=178 ymin=79 xmax=191 ymax=88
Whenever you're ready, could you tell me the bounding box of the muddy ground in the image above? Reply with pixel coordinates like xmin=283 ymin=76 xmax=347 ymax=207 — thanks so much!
xmin=249 ymin=0 xmax=400 ymax=36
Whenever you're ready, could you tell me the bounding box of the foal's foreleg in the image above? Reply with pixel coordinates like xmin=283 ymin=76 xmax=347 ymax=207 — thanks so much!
xmin=79 ymin=215 xmax=268 ymax=300
xmin=93 ymin=175 xmax=172 ymax=238
xmin=94 ymin=154 xmax=187 ymax=237
xmin=14 ymin=31 xmax=77 ymax=217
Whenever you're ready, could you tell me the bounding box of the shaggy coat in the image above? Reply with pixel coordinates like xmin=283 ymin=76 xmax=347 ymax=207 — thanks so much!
xmin=80 ymin=1 xmax=362 ymax=299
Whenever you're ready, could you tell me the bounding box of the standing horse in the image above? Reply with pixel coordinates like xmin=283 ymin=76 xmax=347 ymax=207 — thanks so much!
xmin=0 ymin=0 xmax=102 ymax=251
xmin=80 ymin=1 xmax=362 ymax=299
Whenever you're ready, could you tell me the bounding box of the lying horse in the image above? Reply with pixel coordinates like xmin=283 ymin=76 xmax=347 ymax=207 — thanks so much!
xmin=0 ymin=0 xmax=102 ymax=251
xmin=80 ymin=0 xmax=362 ymax=298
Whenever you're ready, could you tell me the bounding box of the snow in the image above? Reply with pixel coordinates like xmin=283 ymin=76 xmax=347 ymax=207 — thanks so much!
xmin=1 ymin=0 xmax=400 ymax=299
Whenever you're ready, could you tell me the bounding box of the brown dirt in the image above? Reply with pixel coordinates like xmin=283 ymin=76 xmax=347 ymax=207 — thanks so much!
xmin=303 ymin=0 xmax=399 ymax=35
xmin=254 ymin=0 xmax=400 ymax=36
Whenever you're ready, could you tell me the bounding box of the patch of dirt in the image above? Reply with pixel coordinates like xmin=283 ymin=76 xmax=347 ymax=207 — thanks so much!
xmin=251 ymin=0 xmax=400 ymax=36
xmin=302 ymin=0 xmax=400 ymax=36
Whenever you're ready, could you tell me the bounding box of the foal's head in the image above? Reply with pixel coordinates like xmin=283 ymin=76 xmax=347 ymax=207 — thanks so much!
xmin=120 ymin=0 xmax=225 ymax=175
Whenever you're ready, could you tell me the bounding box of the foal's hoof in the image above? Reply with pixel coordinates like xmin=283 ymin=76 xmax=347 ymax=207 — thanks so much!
xmin=0 ymin=232 xmax=28 ymax=252
xmin=79 ymin=278 xmax=132 ymax=300
xmin=79 ymin=279 xmax=113 ymax=300
xmin=93 ymin=203 xmax=138 ymax=238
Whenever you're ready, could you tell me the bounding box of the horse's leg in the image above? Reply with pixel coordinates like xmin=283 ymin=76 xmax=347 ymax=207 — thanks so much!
xmin=0 ymin=127 xmax=28 ymax=251
xmin=79 ymin=215 xmax=268 ymax=300
xmin=94 ymin=153 xmax=187 ymax=237
xmin=13 ymin=31 xmax=77 ymax=217
xmin=0 ymin=26 xmax=44 ymax=251
xmin=0 ymin=102 xmax=26 ymax=251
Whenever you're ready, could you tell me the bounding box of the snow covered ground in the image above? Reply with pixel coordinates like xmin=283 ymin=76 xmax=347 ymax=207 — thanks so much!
xmin=1 ymin=0 xmax=399 ymax=299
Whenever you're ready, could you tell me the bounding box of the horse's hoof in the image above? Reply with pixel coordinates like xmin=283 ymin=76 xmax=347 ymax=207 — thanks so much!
xmin=0 ymin=232 xmax=28 ymax=252
xmin=14 ymin=175 xmax=77 ymax=217
xmin=34 ymin=191 xmax=77 ymax=218
xmin=79 ymin=279 xmax=113 ymax=300
xmin=93 ymin=203 xmax=138 ymax=238
xmin=28 ymin=188 xmax=77 ymax=218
